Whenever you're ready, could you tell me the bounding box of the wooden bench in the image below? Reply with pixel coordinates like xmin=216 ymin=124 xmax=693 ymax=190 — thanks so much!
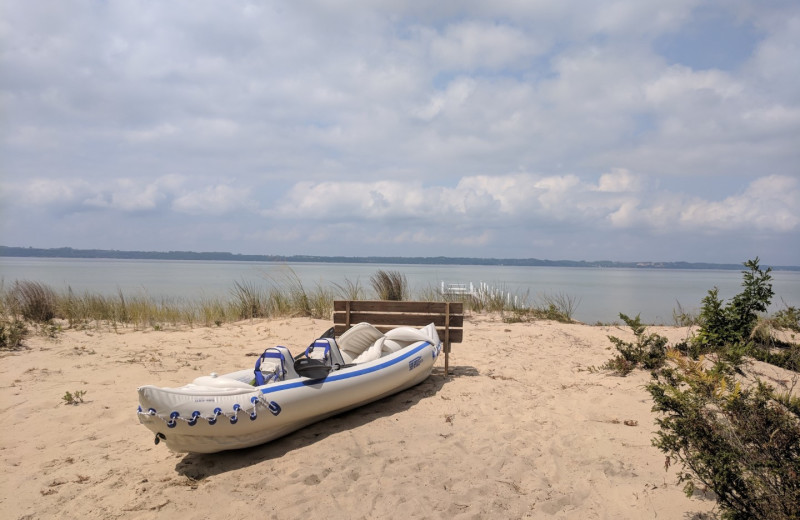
xmin=333 ymin=300 xmax=464 ymax=375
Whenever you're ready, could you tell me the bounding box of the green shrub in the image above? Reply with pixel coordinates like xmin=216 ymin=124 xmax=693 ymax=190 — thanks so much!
xmin=0 ymin=317 xmax=27 ymax=349
xmin=645 ymin=258 xmax=800 ymax=519
xmin=603 ymin=313 xmax=668 ymax=375
xmin=648 ymin=353 xmax=800 ymax=520
xmin=692 ymin=258 xmax=774 ymax=359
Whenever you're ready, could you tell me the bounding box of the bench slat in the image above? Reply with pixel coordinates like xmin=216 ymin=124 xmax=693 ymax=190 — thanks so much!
xmin=333 ymin=311 xmax=463 ymax=329
xmin=333 ymin=300 xmax=463 ymax=314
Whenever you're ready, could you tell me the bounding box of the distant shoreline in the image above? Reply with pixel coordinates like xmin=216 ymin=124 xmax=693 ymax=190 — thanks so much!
xmin=3 ymin=245 xmax=798 ymax=271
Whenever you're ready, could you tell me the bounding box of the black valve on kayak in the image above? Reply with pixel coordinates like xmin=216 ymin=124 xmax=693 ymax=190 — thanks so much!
xmin=154 ymin=432 xmax=166 ymax=445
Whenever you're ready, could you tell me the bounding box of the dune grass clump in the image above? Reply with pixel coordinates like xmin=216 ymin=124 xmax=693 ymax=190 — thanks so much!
xmin=470 ymin=285 xmax=520 ymax=313
xmin=671 ymin=300 xmax=699 ymax=327
xmin=538 ymin=292 xmax=581 ymax=321
xmin=500 ymin=292 xmax=578 ymax=323
xmin=279 ymin=271 xmax=333 ymax=319
xmin=771 ymin=305 xmax=800 ymax=333
xmin=423 ymin=281 xmax=578 ymax=322
xmin=370 ymin=270 xmax=407 ymax=301
xmin=333 ymin=278 xmax=365 ymax=301
xmin=264 ymin=269 xmax=334 ymax=319
xmin=231 ymin=280 xmax=270 ymax=320
xmin=197 ymin=296 xmax=229 ymax=327
xmin=8 ymin=280 xmax=57 ymax=322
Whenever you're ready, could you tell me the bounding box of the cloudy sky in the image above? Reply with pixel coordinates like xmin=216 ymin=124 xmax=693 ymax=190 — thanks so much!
xmin=1 ymin=1 xmax=799 ymax=264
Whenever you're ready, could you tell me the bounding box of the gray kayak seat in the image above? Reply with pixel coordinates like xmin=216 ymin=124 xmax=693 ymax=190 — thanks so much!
xmin=293 ymin=337 xmax=348 ymax=378
xmin=336 ymin=322 xmax=440 ymax=365
xmin=336 ymin=323 xmax=385 ymax=364
xmin=304 ymin=338 xmax=346 ymax=367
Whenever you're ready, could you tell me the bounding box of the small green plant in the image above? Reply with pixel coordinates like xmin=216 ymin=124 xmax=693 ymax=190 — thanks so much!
xmin=39 ymin=321 xmax=60 ymax=338
xmin=501 ymin=311 xmax=526 ymax=323
xmin=773 ymin=305 xmax=800 ymax=333
xmin=0 ymin=318 xmax=27 ymax=349
xmin=672 ymin=300 xmax=698 ymax=327
xmin=538 ymin=292 xmax=581 ymax=322
xmin=62 ymin=390 xmax=87 ymax=405
xmin=603 ymin=313 xmax=668 ymax=375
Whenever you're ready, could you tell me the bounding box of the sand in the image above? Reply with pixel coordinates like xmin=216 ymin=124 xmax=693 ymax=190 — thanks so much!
xmin=4 ymin=315 xmax=791 ymax=519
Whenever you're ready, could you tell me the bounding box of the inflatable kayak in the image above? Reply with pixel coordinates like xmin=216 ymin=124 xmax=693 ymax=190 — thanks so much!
xmin=137 ymin=322 xmax=441 ymax=453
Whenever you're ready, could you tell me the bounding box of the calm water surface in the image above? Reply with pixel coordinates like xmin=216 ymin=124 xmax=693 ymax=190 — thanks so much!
xmin=1 ymin=257 xmax=798 ymax=324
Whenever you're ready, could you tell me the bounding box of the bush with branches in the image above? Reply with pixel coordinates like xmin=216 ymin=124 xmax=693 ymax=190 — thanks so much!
xmin=644 ymin=259 xmax=800 ymax=519
xmin=648 ymin=353 xmax=800 ymax=519
xmin=604 ymin=313 xmax=669 ymax=375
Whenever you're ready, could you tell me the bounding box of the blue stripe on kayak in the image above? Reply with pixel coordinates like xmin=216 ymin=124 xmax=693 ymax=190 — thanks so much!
xmin=259 ymin=341 xmax=434 ymax=396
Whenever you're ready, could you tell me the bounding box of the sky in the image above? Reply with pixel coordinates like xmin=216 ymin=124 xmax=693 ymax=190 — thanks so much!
xmin=1 ymin=0 xmax=799 ymax=265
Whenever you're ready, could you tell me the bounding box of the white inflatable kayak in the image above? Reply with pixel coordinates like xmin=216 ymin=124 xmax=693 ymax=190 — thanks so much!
xmin=137 ymin=323 xmax=441 ymax=453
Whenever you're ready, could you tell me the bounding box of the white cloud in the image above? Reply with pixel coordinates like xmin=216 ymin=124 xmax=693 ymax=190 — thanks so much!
xmin=430 ymin=21 xmax=546 ymax=70
xmin=173 ymin=185 xmax=255 ymax=215
xmin=595 ymin=169 xmax=643 ymax=193
xmin=12 ymin=178 xmax=88 ymax=208
xmin=83 ymin=179 xmax=166 ymax=212
xmin=413 ymin=78 xmax=476 ymax=121
xmin=125 ymin=123 xmax=179 ymax=143
xmin=645 ymin=66 xmax=743 ymax=105
xmin=271 ymin=173 xmax=800 ymax=237
xmin=679 ymin=175 xmax=799 ymax=232
xmin=4 ymin=175 xmax=258 ymax=217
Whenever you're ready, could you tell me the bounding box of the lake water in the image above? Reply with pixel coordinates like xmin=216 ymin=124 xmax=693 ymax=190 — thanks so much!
xmin=1 ymin=257 xmax=799 ymax=324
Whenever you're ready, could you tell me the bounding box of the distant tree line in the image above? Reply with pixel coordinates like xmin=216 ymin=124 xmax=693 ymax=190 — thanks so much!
xmin=1 ymin=245 xmax=797 ymax=271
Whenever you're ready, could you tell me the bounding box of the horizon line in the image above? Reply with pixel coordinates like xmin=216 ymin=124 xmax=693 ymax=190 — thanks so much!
xmin=1 ymin=245 xmax=798 ymax=271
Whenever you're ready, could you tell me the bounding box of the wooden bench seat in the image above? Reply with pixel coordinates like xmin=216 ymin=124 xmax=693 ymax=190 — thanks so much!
xmin=333 ymin=300 xmax=464 ymax=375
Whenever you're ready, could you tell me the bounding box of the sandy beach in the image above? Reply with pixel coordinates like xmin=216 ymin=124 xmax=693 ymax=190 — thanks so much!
xmin=5 ymin=315 xmax=793 ymax=519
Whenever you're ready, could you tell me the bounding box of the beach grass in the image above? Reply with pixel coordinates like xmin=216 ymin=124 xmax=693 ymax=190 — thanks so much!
xmin=0 ymin=273 xmax=578 ymax=331
xmin=370 ymin=270 xmax=408 ymax=301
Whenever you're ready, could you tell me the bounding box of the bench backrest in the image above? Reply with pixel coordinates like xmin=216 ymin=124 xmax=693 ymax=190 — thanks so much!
xmin=333 ymin=300 xmax=463 ymax=375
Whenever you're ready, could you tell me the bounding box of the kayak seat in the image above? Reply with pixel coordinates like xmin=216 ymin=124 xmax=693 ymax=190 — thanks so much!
xmin=337 ymin=322 xmax=385 ymax=364
xmin=343 ymin=325 xmax=440 ymax=365
xmin=254 ymin=346 xmax=299 ymax=385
